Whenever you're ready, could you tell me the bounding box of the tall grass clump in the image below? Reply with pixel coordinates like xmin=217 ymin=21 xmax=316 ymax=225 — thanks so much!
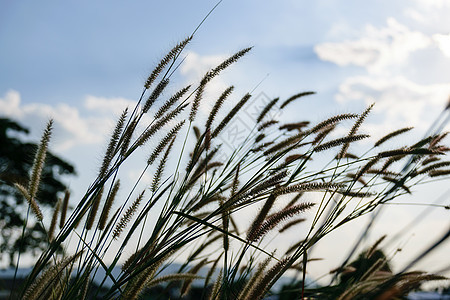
xmin=12 ymin=33 xmax=450 ymax=299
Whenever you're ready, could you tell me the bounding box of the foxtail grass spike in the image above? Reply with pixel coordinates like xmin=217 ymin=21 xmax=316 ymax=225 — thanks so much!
xmin=274 ymin=182 xmax=342 ymax=196
xmin=193 ymin=126 xmax=201 ymax=140
xmin=257 ymin=97 xmax=279 ymax=123
xmin=86 ymin=187 xmax=103 ymax=230
xmin=263 ymin=133 xmax=304 ymax=155
xmin=279 ymin=218 xmax=306 ymax=233
xmin=15 ymin=183 xmax=42 ymax=221
xmin=22 ymin=252 xmax=82 ymax=300
xmin=239 ymin=255 xmax=273 ymax=299
xmin=366 ymin=235 xmax=387 ymax=259
xmin=208 ymin=47 xmax=252 ymax=80
xmin=143 ymin=78 xmax=170 ymax=113
xmin=382 ymin=176 xmax=411 ymax=194
xmin=429 ymin=169 xmax=450 ymax=177
xmin=258 ymin=120 xmax=279 ymax=131
xmin=113 ymin=190 xmax=145 ymax=239
xmin=99 ymin=109 xmax=128 ymax=176
xmin=190 ymin=146 xmax=221 ymax=179
xmin=188 ymin=161 xmax=223 ymax=187
xmin=255 ymin=133 xmax=265 ymax=143
xmin=59 ymin=190 xmax=70 ymax=229
xmin=155 ymin=85 xmax=191 ymax=119
xmin=309 ymin=113 xmax=357 ymax=133
xmin=204 ymin=254 xmax=223 ymax=289
xmin=251 ymin=141 xmax=274 ymax=152
xmin=421 ymin=156 xmax=440 ymax=165
xmin=244 ymin=258 xmax=290 ymax=300
xmin=247 ymin=194 xmax=276 ymax=241
xmin=375 ymin=127 xmax=413 ymax=147
xmin=144 ymin=36 xmax=192 ymax=89
xmin=355 ymin=157 xmax=380 ymax=181
xmin=242 ymin=170 xmax=289 ymax=200
xmin=339 ymin=152 xmax=359 ymax=160
xmin=416 ymin=161 xmax=450 ymax=175
xmin=338 ymin=103 xmax=374 ymax=159
xmin=338 ymin=190 xmax=375 ymax=198
xmin=147 ymin=120 xmax=185 ymax=165
xmin=280 ymin=91 xmax=315 ymax=109
xmin=279 ymin=121 xmax=310 ymax=132
xmin=312 ymin=125 xmax=336 ymax=145
xmin=219 ymin=198 xmax=229 ymax=251
xmin=99 ymin=180 xmax=120 ymax=230
xmin=212 ymin=93 xmax=252 ymax=138
xmin=120 ymin=116 xmax=138 ymax=157
xmin=48 ymin=198 xmax=61 ymax=241
xmin=378 ymin=148 xmax=442 ymax=158
xmin=205 ymin=128 xmax=211 ymax=150
xmin=314 ymin=134 xmax=369 ymax=152
xmin=189 ymin=79 xmax=207 ymax=123
xmin=190 ymin=48 xmax=252 ymax=122
xmin=28 ymin=119 xmax=53 ymax=201
xmin=121 ymin=267 xmax=153 ymax=299
xmin=208 ymin=269 xmax=222 ymax=300
xmin=231 ymin=163 xmax=240 ymax=196
xmin=205 ymin=86 xmax=234 ymax=130
xmin=137 ymin=103 xmax=188 ymax=148
xmin=250 ymin=203 xmax=315 ymax=242
xmin=430 ymin=132 xmax=448 ymax=149
xmin=152 ymin=138 xmax=176 ymax=192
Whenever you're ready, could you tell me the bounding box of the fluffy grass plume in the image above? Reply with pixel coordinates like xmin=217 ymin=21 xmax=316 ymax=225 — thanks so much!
xmin=28 ymin=119 xmax=53 ymax=200
xmin=15 ymin=183 xmax=42 ymax=221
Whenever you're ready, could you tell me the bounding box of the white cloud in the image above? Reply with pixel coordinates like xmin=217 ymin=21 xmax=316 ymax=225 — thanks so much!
xmin=1 ymin=53 xmax=236 ymax=153
xmin=336 ymin=75 xmax=450 ymax=134
xmin=315 ymin=12 xmax=450 ymax=138
xmin=311 ymin=6 xmax=450 ymax=281
xmin=433 ymin=33 xmax=450 ymax=58
xmin=84 ymin=96 xmax=137 ymax=115
xmin=315 ymin=18 xmax=431 ymax=74
xmin=404 ymin=2 xmax=450 ymax=45
xmin=0 ymin=90 xmax=23 ymax=117
xmin=180 ymin=51 xmax=227 ymax=80
xmin=0 ymin=90 xmax=137 ymax=151
xmin=413 ymin=0 xmax=450 ymax=9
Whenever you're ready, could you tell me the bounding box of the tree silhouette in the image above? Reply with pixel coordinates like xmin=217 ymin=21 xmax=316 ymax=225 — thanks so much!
xmin=0 ymin=118 xmax=75 ymax=266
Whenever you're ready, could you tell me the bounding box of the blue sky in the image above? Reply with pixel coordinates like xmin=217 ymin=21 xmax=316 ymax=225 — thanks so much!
xmin=1 ymin=0 xmax=450 ymax=282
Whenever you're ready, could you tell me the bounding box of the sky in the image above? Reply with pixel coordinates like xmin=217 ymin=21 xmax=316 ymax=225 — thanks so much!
xmin=1 ymin=0 xmax=450 ymax=285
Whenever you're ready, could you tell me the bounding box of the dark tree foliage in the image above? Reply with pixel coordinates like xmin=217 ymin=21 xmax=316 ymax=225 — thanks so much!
xmin=0 ymin=118 xmax=75 ymax=266
xmin=279 ymin=249 xmax=393 ymax=300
